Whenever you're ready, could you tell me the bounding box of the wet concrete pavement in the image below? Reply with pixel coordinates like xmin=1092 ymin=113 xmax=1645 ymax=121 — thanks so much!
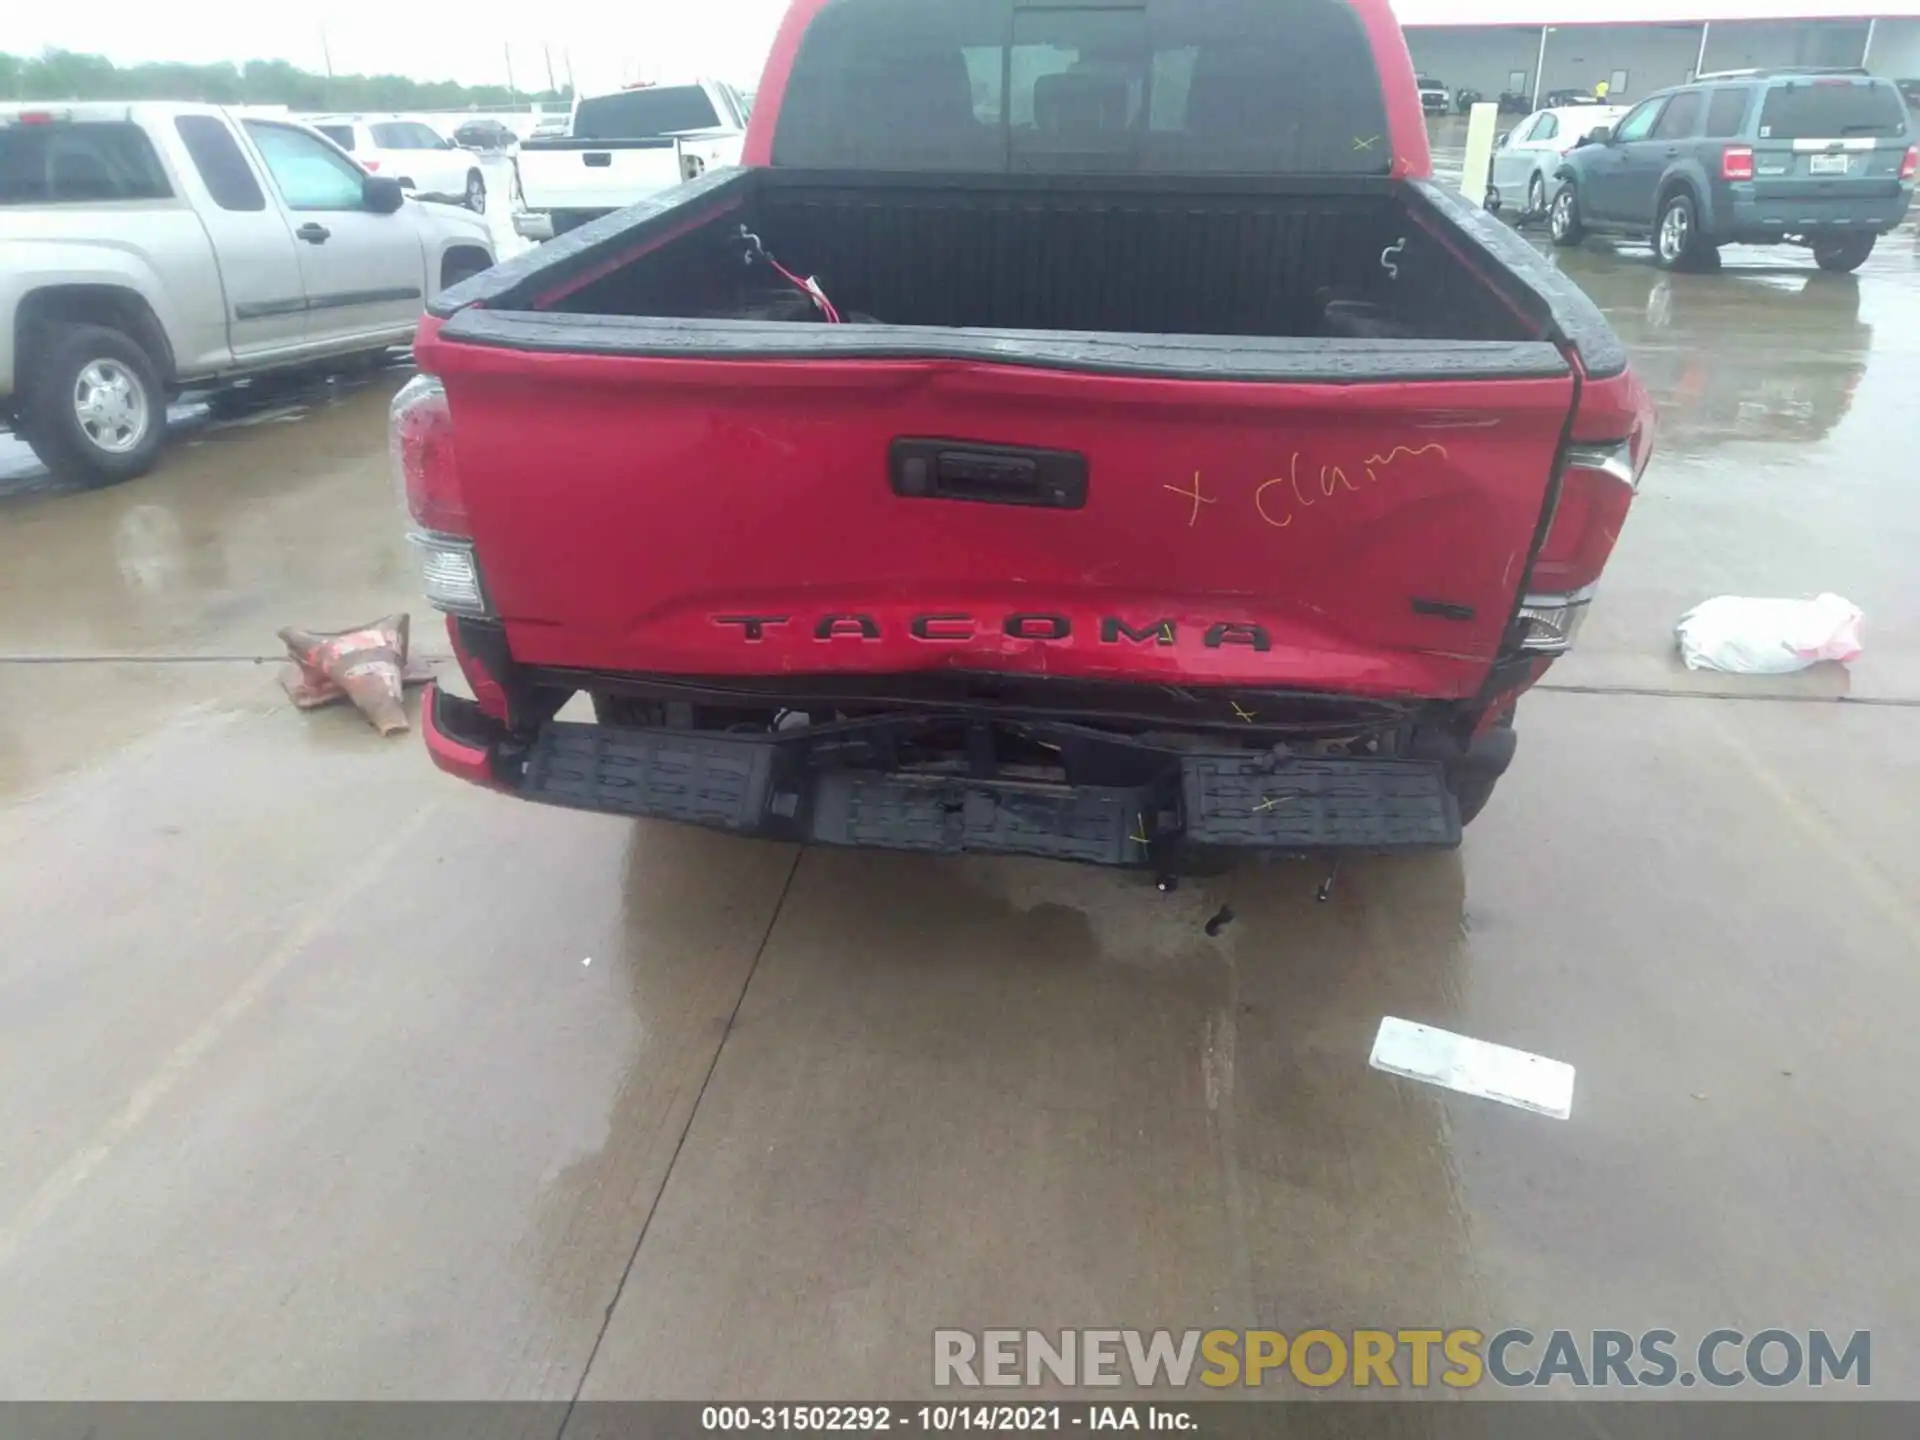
xmin=3 ymin=179 xmax=1920 ymax=1404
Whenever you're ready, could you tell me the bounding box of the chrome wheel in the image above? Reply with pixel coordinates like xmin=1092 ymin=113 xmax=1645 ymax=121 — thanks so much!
xmin=1550 ymin=190 xmax=1575 ymax=239
xmin=1658 ymin=201 xmax=1690 ymax=263
xmin=1528 ymin=173 xmax=1545 ymax=215
xmin=465 ymin=172 xmax=486 ymax=213
xmin=73 ymin=359 xmax=150 ymax=455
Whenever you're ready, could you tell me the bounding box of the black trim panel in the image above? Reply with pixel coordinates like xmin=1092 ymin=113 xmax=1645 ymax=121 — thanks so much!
xmin=439 ymin=308 xmax=1568 ymax=382
xmin=310 ymin=286 xmax=422 ymax=311
xmin=234 ymin=286 xmax=420 ymax=322
xmin=233 ymin=296 xmax=307 ymax=321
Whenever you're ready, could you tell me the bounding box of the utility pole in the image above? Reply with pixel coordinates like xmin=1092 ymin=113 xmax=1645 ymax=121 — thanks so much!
xmin=505 ymin=44 xmax=519 ymax=103
xmin=319 ymin=23 xmax=335 ymax=107
xmin=564 ymin=49 xmax=575 ymax=96
xmin=543 ymin=45 xmax=558 ymax=96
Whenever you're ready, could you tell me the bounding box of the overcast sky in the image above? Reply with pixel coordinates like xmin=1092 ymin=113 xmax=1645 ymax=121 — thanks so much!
xmin=10 ymin=0 xmax=1917 ymax=93
xmin=8 ymin=0 xmax=795 ymax=94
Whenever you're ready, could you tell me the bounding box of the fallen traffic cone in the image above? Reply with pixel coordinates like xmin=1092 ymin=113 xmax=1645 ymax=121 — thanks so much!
xmin=278 ymin=614 xmax=426 ymax=735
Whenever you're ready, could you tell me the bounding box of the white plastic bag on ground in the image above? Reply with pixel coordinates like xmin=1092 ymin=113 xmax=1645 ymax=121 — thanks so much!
xmin=1675 ymin=594 xmax=1863 ymax=674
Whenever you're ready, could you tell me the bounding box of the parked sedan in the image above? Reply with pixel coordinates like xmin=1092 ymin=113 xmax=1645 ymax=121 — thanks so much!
xmin=1487 ymin=104 xmax=1629 ymax=216
xmin=451 ymin=118 xmax=520 ymax=153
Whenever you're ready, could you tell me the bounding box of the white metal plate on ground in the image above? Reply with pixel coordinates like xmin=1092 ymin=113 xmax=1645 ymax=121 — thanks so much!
xmin=1369 ymin=1017 xmax=1575 ymax=1119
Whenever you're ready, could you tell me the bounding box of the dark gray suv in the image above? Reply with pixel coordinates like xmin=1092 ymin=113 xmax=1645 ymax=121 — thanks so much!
xmin=1550 ymin=69 xmax=1915 ymax=272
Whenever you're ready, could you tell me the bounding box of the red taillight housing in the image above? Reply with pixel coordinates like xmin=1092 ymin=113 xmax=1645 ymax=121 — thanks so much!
xmin=1901 ymin=146 xmax=1917 ymax=182
xmin=393 ymin=373 xmax=492 ymax=622
xmin=391 ymin=373 xmax=466 ymax=533
xmin=1517 ymin=431 xmax=1648 ymax=654
xmin=362 ymin=159 xmax=381 ymax=172
xmin=1532 ymin=435 xmax=1644 ymax=596
xmin=1721 ymin=146 xmax=1754 ymax=182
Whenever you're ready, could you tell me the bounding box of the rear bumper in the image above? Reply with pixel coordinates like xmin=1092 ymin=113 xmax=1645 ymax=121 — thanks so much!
xmin=422 ymin=685 xmax=1465 ymax=867
xmin=1723 ymin=189 xmax=1912 ymax=241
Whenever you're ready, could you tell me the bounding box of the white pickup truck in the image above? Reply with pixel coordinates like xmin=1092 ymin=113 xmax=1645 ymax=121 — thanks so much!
xmin=0 ymin=102 xmax=495 ymax=486
xmin=513 ymin=80 xmax=749 ymax=239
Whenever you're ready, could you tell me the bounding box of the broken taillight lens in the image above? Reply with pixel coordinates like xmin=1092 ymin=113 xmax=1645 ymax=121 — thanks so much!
xmin=393 ymin=373 xmax=492 ymax=619
xmin=1721 ymin=146 xmax=1754 ymax=181
xmin=391 ymin=373 xmax=466 ymax=534
xmin=1521 ymin=437 xmax=1646 ymax=652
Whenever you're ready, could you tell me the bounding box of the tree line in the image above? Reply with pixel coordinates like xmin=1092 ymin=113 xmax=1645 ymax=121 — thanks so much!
xmin=0 ymin=49 xmax=570 ymax=112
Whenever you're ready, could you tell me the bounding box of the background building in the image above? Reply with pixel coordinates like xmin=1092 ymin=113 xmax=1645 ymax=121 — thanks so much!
xmin=1399 ymin=0 xmax=1920 ymax=107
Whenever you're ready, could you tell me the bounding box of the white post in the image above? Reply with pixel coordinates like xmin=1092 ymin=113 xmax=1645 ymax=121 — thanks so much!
xmin=1532 ymin=27 xmax=1550 ymax=108
xmin=1862 ymin=18 xmax=1877 ymax=68
xmin=1694 ymin=22 xmax=1711 ymax=80
xmin=1461 ymin=101 xmax=1500 ymax=207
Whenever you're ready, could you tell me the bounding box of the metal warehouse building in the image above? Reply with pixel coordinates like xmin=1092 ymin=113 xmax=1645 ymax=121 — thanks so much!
xmin=1400 ymin=0 xmax=1920 ymax=109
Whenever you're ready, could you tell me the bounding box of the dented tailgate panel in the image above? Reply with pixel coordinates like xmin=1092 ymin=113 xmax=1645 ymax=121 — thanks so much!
xmin=432 ymin=349 xmax=1576 ymax=700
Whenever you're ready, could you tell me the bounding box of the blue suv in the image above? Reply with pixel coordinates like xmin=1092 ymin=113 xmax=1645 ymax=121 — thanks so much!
xmin=1550 ymin=69 xmax=1916 ymax=272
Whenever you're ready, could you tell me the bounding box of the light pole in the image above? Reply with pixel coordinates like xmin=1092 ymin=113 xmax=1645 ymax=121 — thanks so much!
xmin=1533 ymin=27 xmax=1552 ymax=110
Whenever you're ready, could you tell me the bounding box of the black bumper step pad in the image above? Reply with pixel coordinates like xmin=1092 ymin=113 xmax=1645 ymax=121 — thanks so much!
xmin=1183 ymin=754 xmax=1460 ymax=850
xmin=810 ymin=772 xmax=1154 ymax=865
xmin=518 ymin=722 xmax=1459 ymax=859
xmin=524 ymin=725 xmax=788 ymax=831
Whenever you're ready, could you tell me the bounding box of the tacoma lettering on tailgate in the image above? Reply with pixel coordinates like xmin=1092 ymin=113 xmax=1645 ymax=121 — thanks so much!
xmin=712 ymin=615 xmax=1274 ymax=651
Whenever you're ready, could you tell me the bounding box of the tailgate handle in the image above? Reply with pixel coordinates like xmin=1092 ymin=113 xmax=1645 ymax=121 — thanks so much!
xmin=890 ymin=439 xmax=1087 ymax=509
xmin=583 ymin=152 xmax=612 ymax=167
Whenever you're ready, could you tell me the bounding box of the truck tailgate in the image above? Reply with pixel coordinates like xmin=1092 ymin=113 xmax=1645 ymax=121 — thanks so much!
xmin=515 ymin=142 xmax=684 ymax=211
xmin=428 ymin=342 xmax=1576 ymax=700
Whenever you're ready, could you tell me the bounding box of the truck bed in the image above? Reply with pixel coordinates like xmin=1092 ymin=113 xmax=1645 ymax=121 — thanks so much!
xmin=528 ymin=171 xmax=1541 ymax=343
xmin=419 ymin=166 xmax=1620 ymax=702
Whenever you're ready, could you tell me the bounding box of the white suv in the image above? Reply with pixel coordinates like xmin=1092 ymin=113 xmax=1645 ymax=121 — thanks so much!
xmin=310 ymin=116 xmax=488 ymax=212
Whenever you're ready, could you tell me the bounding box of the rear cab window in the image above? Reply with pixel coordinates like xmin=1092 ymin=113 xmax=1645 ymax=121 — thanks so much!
xmin=1757 ymin=79 xmax=1909 ymax=140
xmin=174 ymin=115 xmax=267 ymax=211
xmin=772 ymin=0 xmax=1391 ymax=175
xmin=0 ymin=120 xmax=173 ymax=204
xmin=572 ymin=87 xmax=723 ymax=140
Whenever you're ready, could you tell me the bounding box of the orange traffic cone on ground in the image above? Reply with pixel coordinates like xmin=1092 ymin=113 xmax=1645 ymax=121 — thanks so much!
xmin=278 ymin=614 xmax=429 ymax=735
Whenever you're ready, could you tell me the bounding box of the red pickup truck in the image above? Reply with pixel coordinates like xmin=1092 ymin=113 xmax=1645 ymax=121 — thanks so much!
xmin=400 ymin=0 xmax=1651 ymax=872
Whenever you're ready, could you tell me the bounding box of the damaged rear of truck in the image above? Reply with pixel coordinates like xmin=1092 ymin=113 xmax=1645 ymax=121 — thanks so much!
xmin=400 ymin=0 xmax=1653 ymax=872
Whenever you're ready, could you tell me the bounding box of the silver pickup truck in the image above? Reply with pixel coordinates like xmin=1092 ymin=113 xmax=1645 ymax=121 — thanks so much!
xmin=1 ymin=102 xmax=495 ymax=486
